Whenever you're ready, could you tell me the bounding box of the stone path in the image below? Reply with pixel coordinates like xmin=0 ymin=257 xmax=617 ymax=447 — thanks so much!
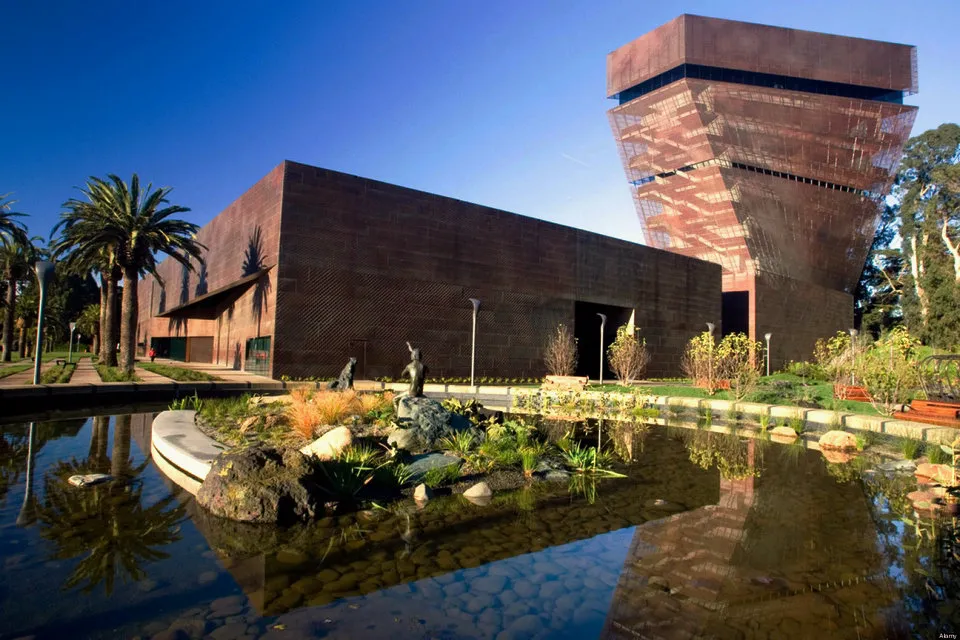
xmin=70 ymin=358 xmax=101 ymax=385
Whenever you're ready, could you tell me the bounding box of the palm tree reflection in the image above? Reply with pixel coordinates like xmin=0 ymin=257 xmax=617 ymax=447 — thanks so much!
xmin=37 ymin=416 xmax=186 ymax=595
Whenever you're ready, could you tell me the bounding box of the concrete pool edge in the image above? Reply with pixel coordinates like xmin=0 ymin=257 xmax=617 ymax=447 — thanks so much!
xmin=151 ymin=410 xmax=223 ymax=494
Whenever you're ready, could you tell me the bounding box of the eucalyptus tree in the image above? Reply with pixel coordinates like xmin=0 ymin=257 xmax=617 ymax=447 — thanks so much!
xmin=54 ymin=175 xmax=204 ymax=372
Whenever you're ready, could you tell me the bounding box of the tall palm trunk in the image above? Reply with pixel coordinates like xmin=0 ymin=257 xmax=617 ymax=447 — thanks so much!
xmin=101 ymin=274 xmax=119 ymax=367
xmin=2 ymin=275 xmax=15 ymax=362
xmin=111 ymin=415 xmax=131 ymax=478
xmin=17 ymin=321 xmax=26 ymax=358
xmin=98 ymin=276 xmax=107 ymax=361
xmin=119 ymin=266 xmax=138 ymax=371
xmin=91 ymin=416 xmax=110 ymax=472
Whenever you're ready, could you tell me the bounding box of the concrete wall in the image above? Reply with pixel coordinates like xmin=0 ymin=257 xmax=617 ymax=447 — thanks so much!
xmin=273 ymin=161 xmax=721 ymax=379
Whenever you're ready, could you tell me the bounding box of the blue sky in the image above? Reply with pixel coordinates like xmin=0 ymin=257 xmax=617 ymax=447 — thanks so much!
xmin=3 ymin=0 xmax=957 ymax=245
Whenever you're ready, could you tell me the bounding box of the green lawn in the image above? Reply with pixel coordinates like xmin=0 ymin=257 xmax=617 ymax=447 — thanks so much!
xmin=0 ymin=364 xmax=32 ymax=379
xmin=139 ymin=362 xmax=221 ymax=381
xmin=40 ymin=362 xmax=77 ymax=384
xmin=588 ymin=374 xmax=883 ymax=417
xmin=95 ymin=364 xmax=141 ymax=382
xmin=3 ymin=351 xmax=93 ymax=364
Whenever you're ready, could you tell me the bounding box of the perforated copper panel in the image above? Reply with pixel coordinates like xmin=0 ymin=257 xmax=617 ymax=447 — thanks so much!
xmin=608 ymin=18 xmax=917 ymax=365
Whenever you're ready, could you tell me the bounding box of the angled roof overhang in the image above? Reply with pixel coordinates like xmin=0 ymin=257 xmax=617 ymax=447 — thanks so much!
xmin=156 ymin=267 xmax=272 ymax=320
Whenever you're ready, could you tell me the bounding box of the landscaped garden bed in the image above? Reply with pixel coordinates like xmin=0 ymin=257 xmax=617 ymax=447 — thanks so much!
xmin=139 ymin=361 xmax=222 ymax=381
xmin=39 ymin=362 xmax=77 ymax=384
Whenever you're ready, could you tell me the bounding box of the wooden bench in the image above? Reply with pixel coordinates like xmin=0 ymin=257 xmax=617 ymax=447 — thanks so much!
xmin=893 ymin=399 xmax=960 ymax=428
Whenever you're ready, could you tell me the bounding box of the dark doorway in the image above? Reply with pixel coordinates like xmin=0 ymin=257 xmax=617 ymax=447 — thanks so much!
xmin=245 ymin=336 xmax=271 ymax=376
xmin=574 ymin=301 xmax=633 ymax=380
xmin=722 ymin=291 xmax=750 ymax=337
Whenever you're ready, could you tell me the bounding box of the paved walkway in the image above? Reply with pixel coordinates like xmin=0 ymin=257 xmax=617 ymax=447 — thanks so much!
xmin=0 ymin=356 xmax=274 ymax=387
xmin=146 ymin=358 xmax=276 ymax=384
xmin=0 ymin=361 xmax=56 ymax=386
xmin=70 ymin=359 xmax=101 ymax=384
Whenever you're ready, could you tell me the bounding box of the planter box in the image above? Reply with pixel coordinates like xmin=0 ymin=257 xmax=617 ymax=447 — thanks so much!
xmin=834 ymin=384 xmax=872 ymax=402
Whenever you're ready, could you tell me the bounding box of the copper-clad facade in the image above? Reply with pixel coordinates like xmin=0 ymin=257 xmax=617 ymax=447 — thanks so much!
xmin=608 ymin=15 xmax=918 ymax=366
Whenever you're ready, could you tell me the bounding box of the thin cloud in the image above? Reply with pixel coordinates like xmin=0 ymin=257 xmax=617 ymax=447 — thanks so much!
xmin=560 ymin=152 xmax=589 ymax=167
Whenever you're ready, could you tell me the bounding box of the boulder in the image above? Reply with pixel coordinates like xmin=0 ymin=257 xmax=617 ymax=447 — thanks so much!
xmin=413 ymin=483 xmax=433 ymax=503
xmin=821 ymin=449 xmax=854 ymax=464
xmin=819 ymin=430 xmax=858 ymax=451
xmin=916 ymin=463 xmax=957 ymax=487
xmin=405 ymin=453 xmax=463 ymax=483
xmin=300 ymin=426 xmax=352 ymax=460
xmin=462 ymin=482 xmax=492 ymax=505
xmin=769 ymin=426 xmax=798 ymax=443
xmin=196 ymin=446 xmax=321 ymax=524
xmin=387 ymin=396 xmax=477 ymax=453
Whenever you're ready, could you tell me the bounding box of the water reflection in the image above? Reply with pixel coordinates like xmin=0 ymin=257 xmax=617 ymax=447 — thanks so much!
xmin=35 ymin=419 xmax=186 ymax=595
xmin=0 ymin=413 xmax=958 ymax=638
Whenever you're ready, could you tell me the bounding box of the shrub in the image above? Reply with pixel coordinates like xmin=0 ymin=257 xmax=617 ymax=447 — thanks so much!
xmin=715 ymin=333 xmax=763 ymax=402
xmin=927 ymin=443 xmax=952 ymax=464
xmin=854 ymin=433 xmax=867 ymax=451
xmin=682 ymin=331 xmax=717 ymax=393
xmin=859 ymin=327 xmax=923 ymax=416
xmin=607 ymin=324 xmax=650 ymax=384
xmin=544 ymin=323 xmax=578 ymax=376
xmin=423 ymin=463 xmax=461 ymax=488
xmin=40 ymin=362 xmax=77 ymax=384
xmin=520 ymin=449 xmax=539 ymax=477
xmin=95 ymin=364 xmax=140 ymax=382
xmin=814 ymin=331 xmax=852 ymax=382
xmin=286 ymin=389 xmax=362 ymax=439
xmin=439 ymin=431 xmax=477 ymax=457
xmin=899 ymin=437 xmax=921 ymax=460
xmin=784 ymin=360 xmax=828 ymax=381
xmin=758 ymin=411 xmax=771 ymax=432
xmin=788 ymin=412 xmax=806 ymax=435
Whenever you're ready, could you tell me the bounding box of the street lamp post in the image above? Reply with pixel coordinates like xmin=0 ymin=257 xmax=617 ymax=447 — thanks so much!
xmin=849 ymin=328 xmax=859 ymax=385
xmin=468 ymin=298 xmax=480 ymax=388
xmin=32 ymin=261 xmax=55 ymax=385
xmin=764 ymin=333 xmax=772 ymax=377
xmin=68 ymin=322 xmax=77 ymax=364
xmin=597 ymin=313 xmax=607 ymax=385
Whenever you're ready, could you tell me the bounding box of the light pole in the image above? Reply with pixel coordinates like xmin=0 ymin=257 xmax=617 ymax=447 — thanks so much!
xmin=32 ymin=261 xmax=55 ymax=385
xmin=848 ymin=328 xmax=859 ymax=386
xmin=597 ymin=313 xmax=607 ymax=385
xmin=468 ymin=298 xmax=480 ymax=387
xmin=68 ymin=322 xmax=77 ymax=363
xmin=764 ymin=333 xmax=772 ymax=377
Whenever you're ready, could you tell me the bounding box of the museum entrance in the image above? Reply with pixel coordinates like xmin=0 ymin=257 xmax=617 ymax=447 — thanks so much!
xmin=573 ymin=301 xmax=634 ymax=381
xmin=721 ymin=291 xmax=749 ymax=337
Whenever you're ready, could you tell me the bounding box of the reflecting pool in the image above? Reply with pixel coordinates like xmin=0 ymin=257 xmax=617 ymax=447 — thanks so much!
xmin=0 ymin=413 xmax=957 ymax=639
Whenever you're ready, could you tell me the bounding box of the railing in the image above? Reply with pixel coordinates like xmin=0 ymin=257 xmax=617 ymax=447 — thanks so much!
xmin=919 ymin=355 xmax=960 ymax=403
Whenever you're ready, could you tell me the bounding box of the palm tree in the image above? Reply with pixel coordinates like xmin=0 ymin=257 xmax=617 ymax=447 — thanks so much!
xmin=54 ymin=175 xmax=204 ymax=372
xmin=0 ymin=194 xmax=29 ymax=362
xmin=53 ymin=203 xmax=121 ymax=366
xmin=76 ymin=302 xmax=101 ymax=356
